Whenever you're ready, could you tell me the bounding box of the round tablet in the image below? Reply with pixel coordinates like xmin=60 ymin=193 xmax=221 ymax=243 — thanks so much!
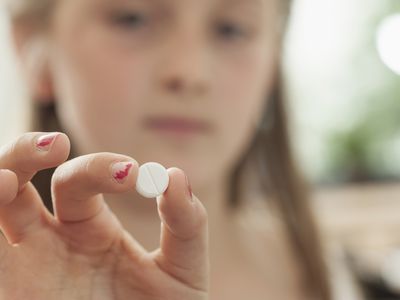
xmin=135 ymin=162 xmax=169 ymax=198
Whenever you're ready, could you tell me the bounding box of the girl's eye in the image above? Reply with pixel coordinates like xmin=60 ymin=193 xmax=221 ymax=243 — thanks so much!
xmin=111 ymin=12 xmax=148 ymax=29
xmin=216 ymin=22 xmax=248 ymax=40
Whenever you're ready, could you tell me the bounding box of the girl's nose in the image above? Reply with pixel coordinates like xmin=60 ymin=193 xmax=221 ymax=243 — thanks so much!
xmin=158 ymin=27 xmax=211 ymax=98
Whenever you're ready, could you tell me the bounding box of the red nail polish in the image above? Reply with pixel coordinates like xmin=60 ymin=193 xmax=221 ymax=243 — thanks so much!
xmin=185 ymin=174 xmax=193 ymax=202
xmin=36 ymin=133 xmax=59 ymax=151
xmin=112 ymin=162 xmax=133 ymax=183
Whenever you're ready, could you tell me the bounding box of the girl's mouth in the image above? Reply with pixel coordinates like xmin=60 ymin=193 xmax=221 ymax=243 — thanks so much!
xmin=143 ymin=116 xmax=212 ymax=137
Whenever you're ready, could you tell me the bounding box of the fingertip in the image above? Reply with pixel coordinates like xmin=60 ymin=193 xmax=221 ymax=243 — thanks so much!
xmin=158 ymin=167 xmax=191 ymax=206
xmin=110 ymin=159 xmax=139 ymax=189
xmin=34 ymin=132 xmax=71 ymax=166
xmin=0 ymin=169 xmax=18 ymax=205
xmin=157 ymin=168 xmax=206 ymax=240
xmin=50 ymin=132 xmax=71 ymax=163
xmin=167 ymin=167 xmax=192 ymax=197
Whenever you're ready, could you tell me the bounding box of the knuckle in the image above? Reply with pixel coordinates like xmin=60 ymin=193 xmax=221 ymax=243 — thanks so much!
xmin=52 ymin=154 xmax=106 ymax=187
xmin=11 ymin=137 xmax=28 ymax=168
xmin=0 ymin=133 xmax=34 ymax=175
xmin=84 ymin=154 xmax=109 ymax=183
xmin=7 ymin=135 xmax=23 ymax=158
xmin=14 ymin=132 xmax=34 ymax=154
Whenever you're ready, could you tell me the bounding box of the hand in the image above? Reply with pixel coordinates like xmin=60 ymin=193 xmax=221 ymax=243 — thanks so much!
xmin=0 ymin=132 xmax=209 ymax=300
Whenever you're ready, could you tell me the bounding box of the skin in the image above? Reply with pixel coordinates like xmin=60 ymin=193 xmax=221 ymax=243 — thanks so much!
xmin=0 ymin=134 xmax=208 ymax=299
xmin=0 ymin=0 xmax=304 ymax=299
xmin=48 ymin=0 xmax=277 ymax=190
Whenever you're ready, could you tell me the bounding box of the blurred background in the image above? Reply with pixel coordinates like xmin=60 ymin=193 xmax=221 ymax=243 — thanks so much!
xmin=0 ymin=0 xmax=399 ymax=299
xmin=286 ymin=0 xmax=400 ymax=185
xmin=284 ymin=1 xmax=400 ymax=299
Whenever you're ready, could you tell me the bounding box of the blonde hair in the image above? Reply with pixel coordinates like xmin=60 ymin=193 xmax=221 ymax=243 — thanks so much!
xmin=6 ymin=1 xmax=332 ymax=299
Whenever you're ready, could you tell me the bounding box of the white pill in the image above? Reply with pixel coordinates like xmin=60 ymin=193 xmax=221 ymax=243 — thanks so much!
xmin=135 ymin=162 xmax=169 ymax=198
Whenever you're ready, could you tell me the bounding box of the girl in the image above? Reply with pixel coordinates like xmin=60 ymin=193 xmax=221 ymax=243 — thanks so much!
xmin=0 ymin=0 xmax=358 ymax=299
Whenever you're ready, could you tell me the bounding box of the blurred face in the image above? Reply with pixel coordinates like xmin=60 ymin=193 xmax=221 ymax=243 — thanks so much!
xmin=45 ymin=0 xmax=280 ymax=191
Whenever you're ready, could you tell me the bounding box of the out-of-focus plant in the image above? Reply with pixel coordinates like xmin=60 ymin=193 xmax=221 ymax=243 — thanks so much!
xmin=326 ymin=92 xmax=400 ymax=183
xmin=324 ymin=64 xmax=400 ymax=184
xmin=322 ymin=2 xmax=400 ymax=184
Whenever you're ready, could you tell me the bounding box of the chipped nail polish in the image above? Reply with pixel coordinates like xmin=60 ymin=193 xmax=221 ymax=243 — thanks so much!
xmin=112 ymin=162 xmax=133 ymax=183
xmin=36 ymin=133 xmax=59 ymax=151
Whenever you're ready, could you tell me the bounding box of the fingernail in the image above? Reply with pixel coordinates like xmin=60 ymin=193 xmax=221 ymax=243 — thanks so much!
xmin=185 ymin=174 xmax=194 ymax=203
xmin=36 ymin=132 xmax=59 ymax=151
xmin=112 ymin=161 xmax=134 ymax=184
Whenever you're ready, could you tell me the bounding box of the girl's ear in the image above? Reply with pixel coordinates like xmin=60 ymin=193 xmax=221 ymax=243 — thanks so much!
xmin=11 ymin=23 xmax=54 ymax=104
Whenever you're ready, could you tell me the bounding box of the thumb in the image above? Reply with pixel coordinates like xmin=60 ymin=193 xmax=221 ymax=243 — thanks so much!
xmin=153 ymin=168 xmax=209 ymax=293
